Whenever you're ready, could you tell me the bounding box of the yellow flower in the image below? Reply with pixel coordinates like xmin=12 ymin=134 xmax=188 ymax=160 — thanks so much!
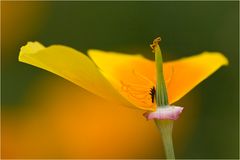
xmin=19 ymin=41 xmax=228 ymax=112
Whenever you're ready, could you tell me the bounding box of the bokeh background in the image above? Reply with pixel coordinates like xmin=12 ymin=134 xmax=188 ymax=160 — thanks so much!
xmin=1 ymin=1 xmax=239 ymax=159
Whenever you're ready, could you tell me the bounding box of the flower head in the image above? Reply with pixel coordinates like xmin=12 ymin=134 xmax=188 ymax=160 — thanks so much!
xmin=19 ymin=41 xmax=228 ymax=112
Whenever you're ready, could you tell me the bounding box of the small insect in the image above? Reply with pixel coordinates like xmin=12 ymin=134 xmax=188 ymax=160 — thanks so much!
xmin=149 ymin=86 xmax=156 ymax=103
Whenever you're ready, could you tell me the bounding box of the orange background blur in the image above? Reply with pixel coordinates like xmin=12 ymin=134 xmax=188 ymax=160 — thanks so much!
xmin=1 ymin=1 xmax=238 ymax=159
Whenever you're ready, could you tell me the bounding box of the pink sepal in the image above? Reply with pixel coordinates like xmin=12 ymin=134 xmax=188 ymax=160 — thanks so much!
xmin=143 ymin=106 xmax=184 ymax=120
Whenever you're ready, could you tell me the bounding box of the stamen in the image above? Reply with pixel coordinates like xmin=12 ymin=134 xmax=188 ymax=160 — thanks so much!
xmin=132 ymin=70 xmax=153 ymax=84
xmin=165 ymin=64 xmax=174 ymax=86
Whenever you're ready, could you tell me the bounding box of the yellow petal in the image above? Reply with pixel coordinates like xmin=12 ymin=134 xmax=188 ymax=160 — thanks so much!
xmin=165 ymin=52 xmax=228 ymax=103
xmin=19 ymin=42 xmax=132 ymax=107
xmin=88 ymin=50 xmax=157 ymax=111
xmin=19 ymin=43 xmax=228 ymax=112
xmin=88 ymin=50 xmax=228 ymax=110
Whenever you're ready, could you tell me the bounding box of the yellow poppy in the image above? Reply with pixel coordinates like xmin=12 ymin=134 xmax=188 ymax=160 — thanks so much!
xmin=19 ymin=41 xmax=228 ymax=111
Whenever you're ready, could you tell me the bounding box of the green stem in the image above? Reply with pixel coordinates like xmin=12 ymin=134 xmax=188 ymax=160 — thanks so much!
xmin=155 ymin=120 xmax=175 ymax=159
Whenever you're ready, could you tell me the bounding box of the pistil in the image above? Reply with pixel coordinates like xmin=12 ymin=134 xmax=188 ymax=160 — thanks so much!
xmin=150 ymin=37 xmax=169 ymax=106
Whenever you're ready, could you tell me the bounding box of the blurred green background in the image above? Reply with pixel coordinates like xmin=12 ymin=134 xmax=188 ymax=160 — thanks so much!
xmin=2 ymin=1 xmax=239 ymax=159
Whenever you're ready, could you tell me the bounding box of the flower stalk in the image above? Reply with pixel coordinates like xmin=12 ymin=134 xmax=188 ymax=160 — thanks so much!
xmin=155 ymin=120 xmax=175 ymax=159
xmin=151 ymin=37 xmax=175 ymax=159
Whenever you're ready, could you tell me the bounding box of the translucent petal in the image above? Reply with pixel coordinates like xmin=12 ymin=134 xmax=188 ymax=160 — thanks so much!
xmin=19 ymin=42 xmax=132 ymax=107
xmin=165 ymin=52 xmax=228 ymax=103
xmin=88 ymin=50 xmax=228 ymax=107
xmin=88 ymin=50 xmax=157 ymax=111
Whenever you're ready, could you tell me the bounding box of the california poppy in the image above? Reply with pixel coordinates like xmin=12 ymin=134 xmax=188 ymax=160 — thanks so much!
xmin=18 ymin=38 xmax=228 ymax=159
xmin=19 ymin=41 xmax=228 ymax=111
